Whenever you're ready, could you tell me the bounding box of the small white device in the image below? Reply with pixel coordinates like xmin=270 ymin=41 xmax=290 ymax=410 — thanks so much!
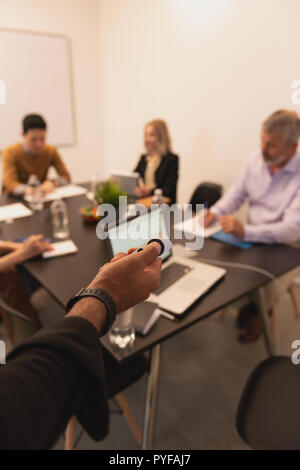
xmin=133 ymin=234 xmax=173 ymax=259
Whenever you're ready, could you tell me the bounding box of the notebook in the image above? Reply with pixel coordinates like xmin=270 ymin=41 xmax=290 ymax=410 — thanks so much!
xmin=211 ymin=231 xmax=254 ymax=250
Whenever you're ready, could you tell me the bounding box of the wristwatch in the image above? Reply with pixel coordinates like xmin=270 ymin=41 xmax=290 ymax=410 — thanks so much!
xmin=66 ymin=287 xmax=117 ymax=335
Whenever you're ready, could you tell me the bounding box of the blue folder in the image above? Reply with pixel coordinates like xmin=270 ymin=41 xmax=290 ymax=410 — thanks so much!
xmin=210 ymin=230 xmax=254 ymax=250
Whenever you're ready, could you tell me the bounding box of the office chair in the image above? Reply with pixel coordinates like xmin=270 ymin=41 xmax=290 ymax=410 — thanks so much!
xmin=236 ymin=356 xmax=300 ymax=450
xmin=65 ymin=349 xmax=149 ymax=449
xmin=189 ymin=181 xmax=223 ymax=211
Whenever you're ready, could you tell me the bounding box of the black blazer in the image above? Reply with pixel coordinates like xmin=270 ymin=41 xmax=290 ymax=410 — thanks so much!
xmin=134 ymin=152 xmax=179 ymax=203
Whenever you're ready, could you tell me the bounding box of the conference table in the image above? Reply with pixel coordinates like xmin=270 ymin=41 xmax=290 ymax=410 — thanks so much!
xmin=1 ymin=189 xmax=300 ymax=449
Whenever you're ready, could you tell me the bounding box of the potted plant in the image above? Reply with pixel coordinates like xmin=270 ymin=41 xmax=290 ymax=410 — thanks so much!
xmin=80 ymin=180 xmax=127 ymax=222
xmin=94 ymin=180 xmax=127 ymax=207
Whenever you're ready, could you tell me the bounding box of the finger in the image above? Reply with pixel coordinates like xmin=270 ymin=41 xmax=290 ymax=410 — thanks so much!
xmin=220 ymin=222 xmax=228 ymax=230
xmin=136 ymin=242 xmax=161 ymax=267
xmin=111 ymin=252 xmax=127 ymax=263
xmin=45 ymin=244 xmax=54 ymax=251
xmin=28 ymin=234 xmax=42 ymax=242
xmin=34 ymin=234 xmax=44 ymax=241
xmin=128 ymin=247 xmax=138 ymax=254
xmin=145 ymin=259 xmax=162 ymax=290
xmin=37 ymin=242 xmax=53 ymax=252
xmin=98 ymin=262 xmax=110 ymax=273
xmin=145 ymin=256 xmax=162 ymax=276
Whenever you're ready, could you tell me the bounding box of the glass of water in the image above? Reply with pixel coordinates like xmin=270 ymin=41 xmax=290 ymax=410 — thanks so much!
xmin=109 ymin=308 xmax=135 ymax=349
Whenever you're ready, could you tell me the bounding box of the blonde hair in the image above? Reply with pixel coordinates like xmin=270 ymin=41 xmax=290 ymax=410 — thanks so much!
xmin=145 ymin=119 xmax=172 ymax=155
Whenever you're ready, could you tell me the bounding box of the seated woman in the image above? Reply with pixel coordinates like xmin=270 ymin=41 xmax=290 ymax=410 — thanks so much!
xmin=134 ymin=119 xmax=179 ymax=203
xmin=0 ymin=235 xmax=52 ymax=334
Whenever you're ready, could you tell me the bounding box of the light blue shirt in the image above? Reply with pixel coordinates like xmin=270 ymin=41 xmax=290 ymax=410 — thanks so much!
xmin=210 ymin=150 xmax=300 ymax=244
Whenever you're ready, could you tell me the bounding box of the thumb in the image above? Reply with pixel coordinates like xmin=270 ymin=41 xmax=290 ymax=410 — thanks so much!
xmin=137 ymin=242 xmax=161 ymax=267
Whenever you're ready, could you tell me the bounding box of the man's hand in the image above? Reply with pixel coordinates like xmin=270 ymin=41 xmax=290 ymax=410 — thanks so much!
xmin=19 ymin=234 xmax=53 ymax=261
xmin=41 ymin=180 xmax=55 ymax=195
xmin=219 ymin=215 xmax=245 ymax=238
xmin=134 ymin=185 xmax=151 ymax=198
xmin=87 ymin=242 xmax=162 ymax=313
xmin=203 ymin=210 xmax=216 ymax=227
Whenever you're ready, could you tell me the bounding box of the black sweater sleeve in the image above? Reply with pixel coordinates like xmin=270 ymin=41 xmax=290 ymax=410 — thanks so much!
xmin=157 ymin=155 xmax=179 ymax=202
xmin=134 ymin=155 xmax=145 ymax=177
xmin=0 ymin=316 xmax=109 ymax=450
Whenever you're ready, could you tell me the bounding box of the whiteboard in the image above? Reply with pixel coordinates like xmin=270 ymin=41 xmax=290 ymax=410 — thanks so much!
xmin=0 ymin=29 xmax=75 ymax=150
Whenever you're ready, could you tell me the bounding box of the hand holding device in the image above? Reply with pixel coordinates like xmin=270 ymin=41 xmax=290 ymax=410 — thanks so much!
xmin=87 ymin=242 xmax=162 ymax=313
xmin=134 ymin=234 xmax=173 ymax=258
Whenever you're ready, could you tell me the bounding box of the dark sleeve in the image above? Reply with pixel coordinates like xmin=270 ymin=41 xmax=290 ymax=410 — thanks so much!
xmin=134 ymin=155 xmax=146 ymax=179
xmin=156 ymin=155 xmax=179 ymax=201
xmin=0 ymin=316 xmax=109 ymax=450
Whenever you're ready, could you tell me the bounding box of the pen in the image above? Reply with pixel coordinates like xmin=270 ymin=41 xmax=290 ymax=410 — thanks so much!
xmin=159 ymin=310 xmax=176 ymax=321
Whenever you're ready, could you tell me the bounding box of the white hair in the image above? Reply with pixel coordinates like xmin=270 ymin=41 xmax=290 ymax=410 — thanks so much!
xmin=262 ymin=110 xmax=300 ymax=144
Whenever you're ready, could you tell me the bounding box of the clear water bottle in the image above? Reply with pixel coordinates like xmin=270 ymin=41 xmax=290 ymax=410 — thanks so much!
xmin=27 ymin=174 xmax=43 ymax=211
xmin=109 ymin=309 xmax=135 ymax=349
xmin=87 ymin=173 xmax=99 ymax=204
xmin=152 ymin=188 xmax=164 ymax=205
xmin=50 ymin=199 xmax=70 ymax=240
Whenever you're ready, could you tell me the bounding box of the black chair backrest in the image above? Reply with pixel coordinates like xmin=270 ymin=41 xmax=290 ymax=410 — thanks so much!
xmin=189 ymin=182 xmax=223 ymax=212
xmin=0 ymin=294 xmax=39 ymax=348
xmin=236 ymin=356 xmax=300 ymax=450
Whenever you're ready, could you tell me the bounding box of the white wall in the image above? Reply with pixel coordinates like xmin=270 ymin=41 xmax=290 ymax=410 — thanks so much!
xmin=1 ymin=0 xmax=300 ymax=201
xmin=97 ymin=0 xmax=300 ymax=203
xmin=0 ymin=0 xmax=103 ymax=184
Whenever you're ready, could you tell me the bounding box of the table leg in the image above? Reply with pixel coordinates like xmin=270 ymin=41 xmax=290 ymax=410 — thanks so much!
xmin=142 ymin=344 xmax=161 ymax=450
xmin=257 ymin=287 xmax=275 ymax=356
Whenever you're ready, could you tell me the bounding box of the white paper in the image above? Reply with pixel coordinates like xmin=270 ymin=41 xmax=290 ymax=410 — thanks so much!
xmin=0 ymin=203 xmax=33 ymax=222
xmin=174 ymin=215 xmax=221 ymax=239
xmin=24 ymin=185 xmax=88 ymax=203
xmin=42 ymin=240 xmax=78 ymax=259
xmin=42 ymin=184 xmax=87 ymax=201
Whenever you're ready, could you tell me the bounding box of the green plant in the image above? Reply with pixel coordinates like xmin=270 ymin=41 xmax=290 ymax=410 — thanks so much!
xmin=94 ymin=180 xmax=127 ymax=208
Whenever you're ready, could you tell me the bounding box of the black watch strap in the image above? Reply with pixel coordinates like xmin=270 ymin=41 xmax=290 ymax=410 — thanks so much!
xmin=66 ymin=287 xmax=117 ymax=335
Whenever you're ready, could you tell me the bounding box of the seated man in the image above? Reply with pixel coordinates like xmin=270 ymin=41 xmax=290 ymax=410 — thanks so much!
xmin=2 ymin=114 xmax=71 ymax=196
xmin=205 ymin=110 xmax=300 ymax=342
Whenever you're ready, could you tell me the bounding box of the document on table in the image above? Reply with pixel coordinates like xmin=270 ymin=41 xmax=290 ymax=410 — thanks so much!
xmin=0 ymin=203 xmax=33 ymax=222
xmin=42 ymin=240 xmax=78 ymax=259
xmin=24 ymin=185 xmax=88 ymax=203
xmin=42 ymin=184 xmax=88 ymax=201
xmin=173 ymin=214 xmax=221 ymax=238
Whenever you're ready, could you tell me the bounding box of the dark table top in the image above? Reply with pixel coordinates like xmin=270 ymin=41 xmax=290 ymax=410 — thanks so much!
xmin=1 ymin=191 xmax=300 ymax=363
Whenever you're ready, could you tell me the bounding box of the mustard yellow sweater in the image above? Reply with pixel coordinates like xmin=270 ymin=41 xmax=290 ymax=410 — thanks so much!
xmin=2 ymin=143 xmax=71 ymax=194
